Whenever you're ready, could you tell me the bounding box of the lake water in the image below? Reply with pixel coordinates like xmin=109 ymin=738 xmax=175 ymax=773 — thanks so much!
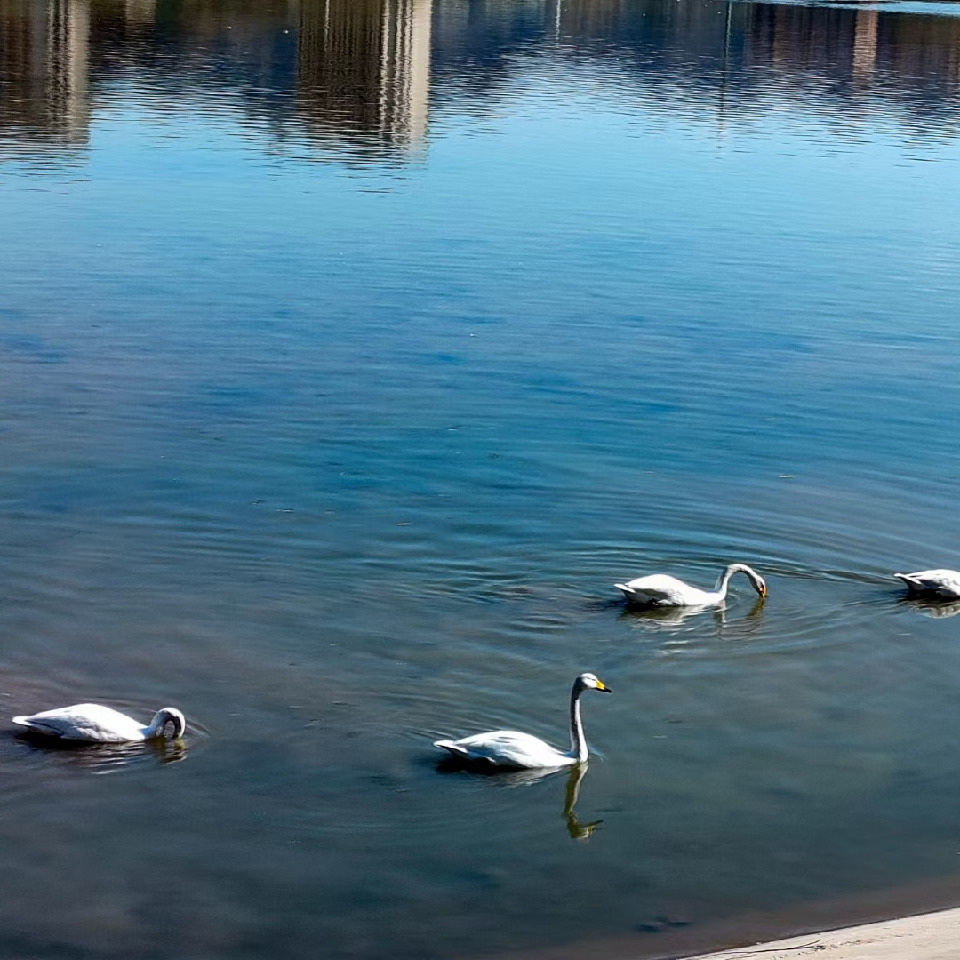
xmin=2 ymin=0 xmax=960 ymax=957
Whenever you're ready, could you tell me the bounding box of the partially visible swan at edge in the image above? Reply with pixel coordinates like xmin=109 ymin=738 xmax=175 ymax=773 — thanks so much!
xmin=894 ymin=569 xmax=960 ymax=601
xmin=12 ymin=703 xmax=186 ymax=742
xmin=616 ymin=562 xmax=767 ymax=607
xmin=434 ymin=673 xmax=612 ymax=769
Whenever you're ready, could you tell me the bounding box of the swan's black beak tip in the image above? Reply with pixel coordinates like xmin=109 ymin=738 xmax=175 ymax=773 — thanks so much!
xmin=600 ymin=686 xmax=613 ymax=694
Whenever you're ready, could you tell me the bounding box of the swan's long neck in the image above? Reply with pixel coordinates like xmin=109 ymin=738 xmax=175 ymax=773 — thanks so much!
xmin=714 ymin=564 xmax=740 ymax=600
xmin=144 ymin=712 xmax=167 ymax=738
xmin=569 ymin=681 xmax=588 ymax=762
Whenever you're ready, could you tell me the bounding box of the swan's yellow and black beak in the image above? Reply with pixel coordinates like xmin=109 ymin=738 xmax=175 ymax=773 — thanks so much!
xmin=758 ymin=581 xmax=768 ymax=598
xmin=596 ymin=679 xmax=613 ymax=694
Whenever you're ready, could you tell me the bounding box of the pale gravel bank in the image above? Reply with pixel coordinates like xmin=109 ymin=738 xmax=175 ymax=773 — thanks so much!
xmin=684 ymin=907 xmax=960 ymax=960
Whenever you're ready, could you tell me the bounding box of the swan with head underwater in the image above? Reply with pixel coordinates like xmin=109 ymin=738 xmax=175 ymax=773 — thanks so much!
xmin=616 ymin=562 xmax=767 ymax=607
xmin=894 ymin=569 xmax=960 ymax=601
xmin=434 ymin=673 xmax=612 ymax=769
xmin=12 ymin=703 xmax=186 ymax=742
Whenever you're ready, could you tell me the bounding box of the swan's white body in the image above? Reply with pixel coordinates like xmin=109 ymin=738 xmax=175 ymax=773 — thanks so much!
xmin=434 ymin=673 xmax=611 ymax=769
xmin=894 ymin=569 xmax=960 ymax=600
xmin=12 ymin=703 xmax=186 ymax=742
xmin=616 ymin=563 xmax=766 ymax=607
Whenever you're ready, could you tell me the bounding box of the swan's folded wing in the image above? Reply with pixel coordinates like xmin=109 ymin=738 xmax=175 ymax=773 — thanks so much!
xmin=616 ymin=583 xmax=669 ymax=603
xmin=11 ymin=703 xmax=141 ymax=741
xmin=616 ymin=574 xmax=688 ymax=604
xmin=435 ymin=731 xmax=568 ymax=768
xmin=12 ymin=714 xmax=66 ymax=736
xmin=13 ymin=709 xmax=84 ymax=738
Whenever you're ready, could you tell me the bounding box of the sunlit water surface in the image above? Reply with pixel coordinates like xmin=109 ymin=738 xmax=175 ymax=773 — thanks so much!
xmin=2 ymin=0 xmax=960 ymax=957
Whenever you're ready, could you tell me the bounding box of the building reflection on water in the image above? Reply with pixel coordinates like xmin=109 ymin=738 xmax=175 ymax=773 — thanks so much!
xmin=297 ymin=0 xmax=431 ymax=152
xmin=0 ymin=0 xmax=434 ymax=163
xmin=0 ymin=0 xmax=92 ymax=155
xmin=1 ymin=0 xmax=960 ymax=166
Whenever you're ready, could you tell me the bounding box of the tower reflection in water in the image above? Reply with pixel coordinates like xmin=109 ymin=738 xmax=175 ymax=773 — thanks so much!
xmin=0 ymin=0 xmax=92 ymax=157
xmin=297 ymin=0 xmax=431 ymax=155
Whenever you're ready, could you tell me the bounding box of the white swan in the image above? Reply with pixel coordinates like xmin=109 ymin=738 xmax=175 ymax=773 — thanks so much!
xmin=434 ymin=673 xmax=612 ymax=769
xmin=894 ymin=569 xmax=960 ymax=600
xmin=615 ymin=562 xmax=766 ymax=607
xmin=12 ymin=703 xmax=186 ymax=742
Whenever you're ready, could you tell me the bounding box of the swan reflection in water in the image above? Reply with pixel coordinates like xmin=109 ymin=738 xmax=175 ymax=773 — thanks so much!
xmin=898 ymin=597 xmax=960 ymax=620
xmin=435 ymin=760 xmax=602 ymax=841
xmin=561 ymin=763 xmax=602 ymax=840
xmin=621 ymin=596 xmax=766 ymax=639
xmin=13 ymin=731 xmax=187 ymax=771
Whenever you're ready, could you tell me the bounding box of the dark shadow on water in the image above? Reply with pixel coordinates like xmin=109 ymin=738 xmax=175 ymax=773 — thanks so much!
xmin=583 ymin=596 xmax=628 ymax=613
xmin=435 ymin=755 xmax=562 ymax=783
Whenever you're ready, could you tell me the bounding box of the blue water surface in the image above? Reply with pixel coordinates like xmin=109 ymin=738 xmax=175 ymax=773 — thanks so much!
xmin=1 ymin=1 xmax=960 ymax=957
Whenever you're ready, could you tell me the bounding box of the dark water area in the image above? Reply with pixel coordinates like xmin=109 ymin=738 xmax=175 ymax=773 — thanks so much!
xmin=2 ymin=0 xmax=960 ymax=957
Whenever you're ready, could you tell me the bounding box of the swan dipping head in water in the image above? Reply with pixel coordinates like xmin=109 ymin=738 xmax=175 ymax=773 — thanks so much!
xmin=434 ymin=673 xmax=612 ymax=769
xmin=12 ymin=703 xmax=186 ymax=742
xmin=894 ymin=569 xmax=960 ymax=601
xmin=616 ymin=562 xmax=767 ymax=608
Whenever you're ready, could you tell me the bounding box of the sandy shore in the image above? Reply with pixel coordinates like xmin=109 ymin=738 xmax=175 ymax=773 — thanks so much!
xmin=683 ymin=907 xmax=960 ymax=960
xmin=497 ymin=887 xmax=960 ymax=960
